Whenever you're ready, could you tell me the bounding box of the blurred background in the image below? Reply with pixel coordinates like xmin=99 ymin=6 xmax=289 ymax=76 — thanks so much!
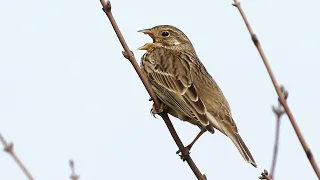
xmin=1 ymin=0 xmax=319 ymax=179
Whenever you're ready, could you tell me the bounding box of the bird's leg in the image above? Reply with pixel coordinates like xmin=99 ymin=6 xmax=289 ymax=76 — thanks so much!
xmin=150 ymin=102 xmax=165 ymax=117
xmin=176 ymin=128 xmax=207 ymax=158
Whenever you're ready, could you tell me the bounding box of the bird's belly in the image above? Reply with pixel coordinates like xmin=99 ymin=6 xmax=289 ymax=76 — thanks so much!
xmin=166 ymin=106 xmax=203 ymax=129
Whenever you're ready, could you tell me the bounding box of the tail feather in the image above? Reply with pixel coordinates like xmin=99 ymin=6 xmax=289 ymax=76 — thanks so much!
xmin=230 ymin=133 xmax=257 ymax=167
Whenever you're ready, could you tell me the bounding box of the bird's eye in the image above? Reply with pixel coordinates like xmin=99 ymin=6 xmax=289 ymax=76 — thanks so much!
xmin=161 ymin=31 xmax=170 ymax=37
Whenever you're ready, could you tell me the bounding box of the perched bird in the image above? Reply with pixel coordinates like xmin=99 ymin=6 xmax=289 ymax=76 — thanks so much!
xmin=138 ymin=25 xmax=257 ymax=167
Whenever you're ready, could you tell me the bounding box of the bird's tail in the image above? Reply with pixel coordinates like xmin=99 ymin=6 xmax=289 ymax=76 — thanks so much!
xmin=229 ymin=133 xmax=257 ymax=167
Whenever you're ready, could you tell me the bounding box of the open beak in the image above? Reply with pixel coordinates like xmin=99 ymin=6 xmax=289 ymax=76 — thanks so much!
xmin=137 ymin=28 xmax=155 ymax=50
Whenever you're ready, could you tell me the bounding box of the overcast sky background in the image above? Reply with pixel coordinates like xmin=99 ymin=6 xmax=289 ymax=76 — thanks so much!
xmin=1 ymin=0 xmax=320 ymax=179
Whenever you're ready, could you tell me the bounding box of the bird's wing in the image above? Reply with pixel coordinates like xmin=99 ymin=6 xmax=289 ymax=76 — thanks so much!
xmin=190 ymin=59 xmax=240 ymax=135
xmin=142 ymin=48 xmax=210 ymax=127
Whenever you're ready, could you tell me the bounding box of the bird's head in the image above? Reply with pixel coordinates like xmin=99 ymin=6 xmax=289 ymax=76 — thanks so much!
xmin=138 ymin=25 xmax=191 ymax=50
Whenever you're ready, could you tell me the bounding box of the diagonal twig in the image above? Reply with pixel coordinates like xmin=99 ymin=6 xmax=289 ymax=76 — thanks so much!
xmin=99 ymin=1 xmax=206 ymax=179
xmin=232 ymin=1 xmax=320 ymax=179
xmin=0 ymin=134 xmax=34 ymax=180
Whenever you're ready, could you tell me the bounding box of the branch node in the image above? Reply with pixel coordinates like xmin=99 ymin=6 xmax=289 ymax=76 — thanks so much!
xmin=232 ymin=2 xmax=240 ymax=7
xmin=4 ymin=142 xmax=14 ymax=153
xmin=272 ymin=106 xmax=285 ymax=118
xmin=280 ymin=85 xmax=289 ymax=100
xmin=122 ymin=51 xmax=134 ymax=60
xmin=252 ymin=34 xmax=259 ymax=45
xmin=106 ymin=1 xmax=111 ymax=12
xmin=202 ymin=174 xmax=207 ymax=180
xmin=306 ymin=149 xmax=313 ymax=159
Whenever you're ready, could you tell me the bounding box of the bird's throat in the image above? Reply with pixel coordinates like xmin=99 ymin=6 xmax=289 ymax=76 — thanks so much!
xmin=137 ymin=42 xmax=155 ymax=50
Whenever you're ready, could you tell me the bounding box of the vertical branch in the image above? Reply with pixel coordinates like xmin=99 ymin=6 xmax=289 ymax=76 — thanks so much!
xmin=0 ymin=134 xmax=34 ymax=180
xmin=232 ymin=1 xmax=320 ymax=178
xmin=99 ymin=1 xmax=206 ymax=179
xmin=269 ymin=107 xmax=281 ymax=178
xmin=270 ymin=86 xmax=287 ymax=178
xmin=69 ymin=159 xmax=80 ymax=180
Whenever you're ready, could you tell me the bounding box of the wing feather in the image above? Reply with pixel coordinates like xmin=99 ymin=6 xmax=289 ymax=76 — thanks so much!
xmin=142 ymin=48 xmax=209 ymax=126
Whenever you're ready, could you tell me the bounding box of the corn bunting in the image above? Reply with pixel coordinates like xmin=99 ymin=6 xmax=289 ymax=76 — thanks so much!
xmin=138 ymin=25 xmax=256 ymax=167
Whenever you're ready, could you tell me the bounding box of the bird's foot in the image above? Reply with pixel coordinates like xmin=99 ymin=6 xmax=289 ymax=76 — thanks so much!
xmin=176 ymin=145 xmax=191 ymax=161
xmin=150 ymin=103 xmax=164 ymax=118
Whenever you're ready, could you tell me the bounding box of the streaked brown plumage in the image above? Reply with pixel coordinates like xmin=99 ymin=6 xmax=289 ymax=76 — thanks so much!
xmin=138 ymin=25 xmax=257 ymax=167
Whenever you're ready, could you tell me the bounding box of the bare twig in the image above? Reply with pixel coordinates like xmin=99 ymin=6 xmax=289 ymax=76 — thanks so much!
xmin=99 ymin=1 xmax=206 ymax=179
xmin=269 ymin=86 xmax=287 ymax=178
xmin=0 ymin=134 xmax=34 ymax=180
xmin=259 ymin=169 xmax=272 ymax=180
xmin=232 ymin=1 xmax=320 ymax=178
xmin=69 ymin=159 xmax=80 ymax=180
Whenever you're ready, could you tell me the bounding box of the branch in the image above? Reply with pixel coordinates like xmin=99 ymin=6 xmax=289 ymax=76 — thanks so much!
xmin=232 ymin=1 xmax=320 ymax=179
xmin=259 ymin=169 xmax=272 ymax=180
xmin=99 ymin=1 xmax=206 ymax=179
xmin=0 ymin=134 xmax=34 ymax=180
xmin=69 ymin=159 xmax=80 ymax=180
xmin=270 ymin=86 xmax=287 ymax=178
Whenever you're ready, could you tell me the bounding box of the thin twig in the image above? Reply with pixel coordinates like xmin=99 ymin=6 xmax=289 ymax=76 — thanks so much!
xmin=270 ymin=106 xmax=282 ymax=178
xmin=232 ymin=1 xmax=320 ymax=178
xmin=259 ymin=169 xmax=272 ymax=180
xmin=269 ymin=86 xmax=287 ymax=178
xmin=0 ymin=134 xmax=34 ymax=180
xmin=99 ymin=1 xmax=206 ymax=179
xmin=69 ymin=159 xmax=80 ymax=180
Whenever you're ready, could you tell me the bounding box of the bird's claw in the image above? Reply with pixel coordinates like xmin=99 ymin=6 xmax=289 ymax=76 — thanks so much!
xmin=150 ymin=108 xmax=157 ymax=118
xmin=150 ymin=103 xmax=164 ymax=118
xmin=176 ymin=147 xmax=190 ymax=161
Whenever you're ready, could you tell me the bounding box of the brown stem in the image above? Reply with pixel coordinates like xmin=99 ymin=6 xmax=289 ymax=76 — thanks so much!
xmin=99 ymin=1 xmax=206 ymax=179
xmin=0 ymin=134 xmax=34 ymax=180
xmin=232 ymin=1 xmax=320 ymax=178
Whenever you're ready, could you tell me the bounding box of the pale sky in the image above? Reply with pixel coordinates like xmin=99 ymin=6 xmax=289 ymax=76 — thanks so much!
xmin=1 ymin=0 xmax=320 ymax=179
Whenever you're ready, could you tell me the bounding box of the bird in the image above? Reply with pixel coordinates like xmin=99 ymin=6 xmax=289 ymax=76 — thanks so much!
xmin=138 ymin=25 xmax=257 ymax=167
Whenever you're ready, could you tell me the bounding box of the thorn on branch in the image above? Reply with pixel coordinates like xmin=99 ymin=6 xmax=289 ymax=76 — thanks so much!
xmin=259 ymin=169 xmax=272 ymax=180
